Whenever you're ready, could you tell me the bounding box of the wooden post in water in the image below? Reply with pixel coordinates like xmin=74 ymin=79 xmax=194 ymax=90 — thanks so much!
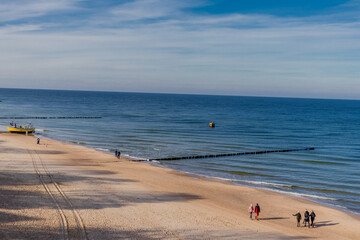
xmin=147 ymin=147 xmax=315 ymax=161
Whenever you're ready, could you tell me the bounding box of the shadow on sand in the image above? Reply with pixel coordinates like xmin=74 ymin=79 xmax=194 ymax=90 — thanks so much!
xmin=258 ymin=217 xmax=290 ymax=220
xmin=313 ymin=220 xmax=339 ymax=228
xmin=0 ymin=211 xmax=41 ymax=223
xmin=0 ymin=169 xmax=203 ymax=213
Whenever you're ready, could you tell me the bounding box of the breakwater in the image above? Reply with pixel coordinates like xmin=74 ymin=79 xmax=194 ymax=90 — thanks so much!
xmin=0 ymin=116 xmax=101 ymax=119
xmin=149 ymin=147 xmax=315 ymax=161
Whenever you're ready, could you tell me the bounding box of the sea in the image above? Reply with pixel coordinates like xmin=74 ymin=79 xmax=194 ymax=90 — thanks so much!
xmin=0 ymin=88 xmax=359 ymax=215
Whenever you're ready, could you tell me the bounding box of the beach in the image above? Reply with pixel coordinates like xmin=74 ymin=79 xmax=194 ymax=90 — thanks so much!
xmin=0 ymin=133 xmax=359 ymax=240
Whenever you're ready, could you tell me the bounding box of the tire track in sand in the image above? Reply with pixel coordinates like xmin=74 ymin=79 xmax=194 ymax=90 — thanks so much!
xmin=28 ymin=149 xmax=88 ymax=240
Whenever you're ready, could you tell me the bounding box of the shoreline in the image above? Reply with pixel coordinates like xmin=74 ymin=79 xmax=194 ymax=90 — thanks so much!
xmin=29 ymin=131 xmax=360 ymax=217
xmin=62 ymin=137 xmax=359 ymax=217
xmin=1 ymin=133 xmax=359 ymax=239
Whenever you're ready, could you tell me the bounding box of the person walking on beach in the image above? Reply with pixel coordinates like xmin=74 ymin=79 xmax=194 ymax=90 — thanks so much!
xmin=310 ymin=210 xmax=316 ymax=227
xmin=37 ymin=138 xmax=40 ymax=144
xmin=293 ymin=211 xmax=302 ymax=227
xmin=115 ymin=150 xmax=118 ymax=157
xmin=248 ymin=204 xmax=254 ymax=219
xmin=117 ymin=150 xmax=121 ymax=158
xmin=304 ymin=209 xmax=310 ymax=228
xmin=254 ymin=203 xmax=260 ymax=220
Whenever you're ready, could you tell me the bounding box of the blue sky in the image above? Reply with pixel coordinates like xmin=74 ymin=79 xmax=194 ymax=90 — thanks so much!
xmin=0 ymin=0 xmax=359 ymax=99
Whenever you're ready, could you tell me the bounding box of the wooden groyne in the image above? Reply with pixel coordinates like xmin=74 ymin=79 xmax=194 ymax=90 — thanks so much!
xmin=149 ymin=147 xmax=315 ymax=161
xmin=0 ymin=116 xmax=102 ymax=119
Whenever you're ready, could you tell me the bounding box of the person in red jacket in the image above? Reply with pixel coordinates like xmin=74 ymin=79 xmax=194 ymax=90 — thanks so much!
xmin=254 ymin=203 xmax=261 ymax=220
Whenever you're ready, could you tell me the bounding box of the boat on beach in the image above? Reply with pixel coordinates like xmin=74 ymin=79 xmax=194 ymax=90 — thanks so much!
xmin=7 ymin=123 xmax=35 ymax=133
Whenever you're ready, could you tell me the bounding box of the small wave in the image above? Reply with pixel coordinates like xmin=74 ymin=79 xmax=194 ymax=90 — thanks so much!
xmin=124 ymin=154 xmax=149 ymax=161
xmin=301 ymin=160 xmax=340 ymax=165
xmin=289 ymin=186 xmax=360 ymax=195
xmin=335 ymin=199 xmax=360 ymax=204
xmin=270 ymin=189 xmax=338 ymax=201
xmin=36 ymin=129 xmax=50 ymax=132
xmin=211 ymin=177 xmax=293 ymax=188
xmin=216 ymin=169 xmax=273 ymax=177
xmin=95 ymin=147 xmax=110 ymax=152
xmin=69 ymin=141 xmax=86 ymax=145
xmin=127 ymin=138 xmax=158 ymax=143
xmin=238 ymin=180 xmax=292 ymax=188
xmin=153 ymin=148 xmax=161 ymax=151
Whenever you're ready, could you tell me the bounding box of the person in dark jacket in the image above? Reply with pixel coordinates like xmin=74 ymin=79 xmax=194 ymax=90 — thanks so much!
xmin=304 ymin=209 xmax=310 ymax=227
xmin=37 ymin=138 xmax=40 ymax=144
xmin=310 ymin=210 xmax=316 ymax=227
xmin=115 ymin=150 xmax=118 ymax=157
xmin=117 ymin=150 xmax=121 ymax=158
xmin=254 ymin=203 xmax=260 ymax=220
xmin=293 ymin=211 xmax=302 ymax=227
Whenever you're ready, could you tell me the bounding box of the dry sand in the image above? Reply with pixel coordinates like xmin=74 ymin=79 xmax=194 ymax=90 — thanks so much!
xmin=0 ymin=133 xmax=359 ymax=239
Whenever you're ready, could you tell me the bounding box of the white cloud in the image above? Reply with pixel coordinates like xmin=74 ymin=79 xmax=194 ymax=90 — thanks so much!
xmin=0 ymin=0 xmax=80 ymax=22
xmin=0 ymin=24 xmax=43 ymax=33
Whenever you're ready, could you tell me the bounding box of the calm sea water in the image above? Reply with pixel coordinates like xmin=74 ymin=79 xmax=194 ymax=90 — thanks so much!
xmin=1 ymin=88 xmax=359 ymax=214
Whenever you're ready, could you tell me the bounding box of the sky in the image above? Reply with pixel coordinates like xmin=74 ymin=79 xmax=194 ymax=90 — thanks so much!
xmin=0 ymin=0 xmax=359 ymax=99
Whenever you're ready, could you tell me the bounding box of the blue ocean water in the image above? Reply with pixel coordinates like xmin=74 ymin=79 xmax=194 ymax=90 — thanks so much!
xmin=0 ymin=88 xmax=359 ymax=214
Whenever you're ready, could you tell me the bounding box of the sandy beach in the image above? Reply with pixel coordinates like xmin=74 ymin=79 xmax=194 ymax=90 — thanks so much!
xmin=0 ymin=133 xmax=359 ymax=239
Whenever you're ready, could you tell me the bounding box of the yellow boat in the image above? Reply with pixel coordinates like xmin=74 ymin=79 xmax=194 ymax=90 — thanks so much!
xmin=7 ymin=123 xmax=35 ymax=133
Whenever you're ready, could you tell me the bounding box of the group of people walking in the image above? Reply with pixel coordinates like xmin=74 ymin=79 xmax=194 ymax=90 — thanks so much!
xmin=115 ymin=149 xmax=121 ymax=158
xmin=293 ymin=209 xmax=316 ymax=228
xmin=248 ymin=203 xmax=261 ymax=220
xmin=248 ymin=203 xmax=316 ymax=228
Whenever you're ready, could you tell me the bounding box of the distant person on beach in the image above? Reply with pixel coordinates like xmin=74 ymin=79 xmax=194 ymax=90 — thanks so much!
xmin=310 ymin=210 xmax=316 ymax=227
xmin=304 ymin=209 xmax=310 ymax=227
xmin=293 ymin=211 xmax=302 ymax=227
xmin=115 ymin=150 xmax=118 ymax=157
xmin=117 ymin=150 xmax=121 ymax=158
xmin=248 ymin=204 xmax=254 ymax=219
xmin=37 ymin=138 xmax=40 ymax=144
xmin=254 ymin=203 xmax=260 ymax=220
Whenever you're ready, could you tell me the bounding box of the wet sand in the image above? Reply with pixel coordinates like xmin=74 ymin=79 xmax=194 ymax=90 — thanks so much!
xmin=1 ymin=133 xmax=359 ymax=239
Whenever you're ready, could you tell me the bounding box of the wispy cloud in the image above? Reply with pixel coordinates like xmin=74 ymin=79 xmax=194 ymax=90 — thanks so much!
xmin=110 ymin=0 xmax=205 ymax=21
xmin=0 ymin=0 xmax=80 ymax=22
xmin=340 ymin=0 xmax=360 ymax=7
xmin=0 ymin=24 xmax=43 ymax=33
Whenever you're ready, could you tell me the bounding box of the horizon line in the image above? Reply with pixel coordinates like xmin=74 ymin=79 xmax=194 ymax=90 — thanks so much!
xmin=1 ymin=87 xmax=359 ymax=101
